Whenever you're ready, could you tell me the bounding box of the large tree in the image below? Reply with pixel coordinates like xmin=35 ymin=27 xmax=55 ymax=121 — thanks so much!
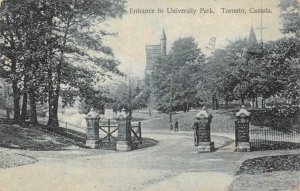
xmin=108 ymin=77 xmax=150 ymax=115
xmin=152 ymin=37 xmax=205 ymax=113
xmin=0 ymin=0 xmax=29 ymax=122
xmin=0 ymin=0 xmax=126 ymax=127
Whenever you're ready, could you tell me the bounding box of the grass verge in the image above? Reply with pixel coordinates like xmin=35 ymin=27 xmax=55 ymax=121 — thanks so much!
xmin=229 ymin=154 xmax=300 ymax=191
xmin=0 ymin=122 xmax=79 ymax=151
xmin=237 ymin=154 xmax=300 ymax=175
xmin=142 ymin=109 xmax=236 ymax=132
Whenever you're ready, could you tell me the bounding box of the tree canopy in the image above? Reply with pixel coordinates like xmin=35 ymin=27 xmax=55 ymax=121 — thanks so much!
xmin=151 ymin=37 xmax=205 ymax=113
xmin=0 ymin=0 xmax=126 ymax=126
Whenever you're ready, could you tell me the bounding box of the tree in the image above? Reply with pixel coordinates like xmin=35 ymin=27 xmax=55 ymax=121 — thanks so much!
xmin=152 ymin=37 xmax=205 ymax=113
xmin=0 ymin=0 xmax=29 ymax=122
xmin=108 ymin=77 xmax=149 ymax=115
xmin=277 ymin=0 xmax=300 ymax=110
xmin=39 ymin=0 xmax=125 ymax=127
xmin=201 ymin=34 xmax=299 ymax=110
xmin=0 ymin=0 xmax=126 ymax=127
xmin=262 ymin=38 xmax=300 ymax=105
xmin=199 ymin=39 xmax=252 ymax=106
xmin=279 ymin=0 xmax=300 ymax=38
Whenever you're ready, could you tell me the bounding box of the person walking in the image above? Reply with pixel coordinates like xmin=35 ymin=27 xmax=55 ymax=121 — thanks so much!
xmin=174 ymin=119 xmax=178 ymax=132
xmin=169 ymin=123 xmax=173 ymax=131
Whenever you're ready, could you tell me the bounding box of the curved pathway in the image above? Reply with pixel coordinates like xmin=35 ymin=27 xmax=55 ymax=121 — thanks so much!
xmin=0 ymin=129 xmax=240 ymax=191
xmin=2 ymin=129 xmax=300 ymax=191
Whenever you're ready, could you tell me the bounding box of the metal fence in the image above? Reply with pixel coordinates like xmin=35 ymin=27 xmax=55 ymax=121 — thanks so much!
xmin=98 ymin=119 xmax=142 ymax=144
xmin=250 ymin=128 xmax=300 ymax=150
xmin=38 ymin=117 xmax=142 ymax=149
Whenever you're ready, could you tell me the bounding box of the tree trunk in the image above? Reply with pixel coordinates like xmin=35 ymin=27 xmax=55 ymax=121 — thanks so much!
xmin=29 ymin=91 xmax=38 ymax=125
xmin=47 ymin=17 xmax=70 ymax=129
xmin=11 ymin=57 xmax=20 ymax=122
xmin=241 ymin=97 xmax=245 ymax=105
xmin=12 ymin=82 xmax=20 ymax=122
xmin=48 ymin=58 xmax=62 ymax=128
xmin=21 ymin=64 xmax=30 ymax=124
xmin=6 ymin=108 xmax=10 ymax=119
xmin=261 ymin=98 xmax=265 ymax=109
xmin=215 ymin=98 xmax=219 ymax=110
xmin=47 ymin=94 xmax=59 ymax=128
xmin=21 ymin=93 xmax=28 ymax=123
xmin=251 ymin=97 xmax=255 ymax=109
xmin=225 ymin=100 xmax=229 ymax=109
xmin=255 ymin=96 xmax=258 ymax=108
xmin=212 ymin=95 xmax=216 ymax=110
xmin=47 ymin=63 xmax=59 ymax=128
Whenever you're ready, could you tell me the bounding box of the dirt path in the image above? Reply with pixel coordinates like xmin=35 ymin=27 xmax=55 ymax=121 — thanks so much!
xmin=2 ymin=110 xmax=300 ymax=191
xmin=0 ymin=129 xmax=241 ymax=191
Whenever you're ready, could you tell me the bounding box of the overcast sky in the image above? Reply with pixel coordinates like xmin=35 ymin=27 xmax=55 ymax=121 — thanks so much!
xmin=0 ymin=0 xmax=286 ymax=79
xmin=104 ymin=0 xmax=285 ymax=78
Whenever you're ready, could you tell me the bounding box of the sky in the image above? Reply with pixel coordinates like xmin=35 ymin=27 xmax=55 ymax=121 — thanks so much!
xmin=0 ymin=0 xmax=287 ymax=79
xmin=103 ymin=0 xmax=286 ymax=78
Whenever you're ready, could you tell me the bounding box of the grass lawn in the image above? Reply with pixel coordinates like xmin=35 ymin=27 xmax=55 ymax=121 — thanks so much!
xmin=0 ymin=122 xmax=79 ymax=151
xmin=142 ymin=109 xmax=236 ymax=132
xmin=229 ymin=171 xmax=300 ymax=191
xmin=229 ymin=154 xmax=300 ymax=191
xmin=237 ymin=154 xmax=300 ymax=175
xmin=0 ymin=119 xmax=82 ymax=169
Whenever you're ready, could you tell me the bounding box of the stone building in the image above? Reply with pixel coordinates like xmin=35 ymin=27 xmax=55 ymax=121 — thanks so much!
xmin=247 ymin=25 xmax=273 ymax=108
xmin=144 ymin=29 xmax=167 ymax=85
xmin=248 ymin=25 xmax=257 ymax=47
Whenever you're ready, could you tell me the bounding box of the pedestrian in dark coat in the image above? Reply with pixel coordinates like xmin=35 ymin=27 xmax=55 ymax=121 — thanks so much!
xmin=174 ymin=119 xmax=178 ymax=132
xmin=169 ymin=123 xmax=173 ymax=130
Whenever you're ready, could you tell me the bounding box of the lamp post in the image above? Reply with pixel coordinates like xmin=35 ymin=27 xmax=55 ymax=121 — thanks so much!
xmin=169 ymin=67 xmax=174 ymax=123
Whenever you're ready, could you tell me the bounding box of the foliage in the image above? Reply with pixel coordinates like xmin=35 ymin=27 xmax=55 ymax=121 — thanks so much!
xmin=0 ymin=0 xmax=126 ymax=126
xmin=278 ymin=0 xmax=300 ymax=37
xmin=151 ymin=37 xmax=205 ymax=113
xmin=261 ymin=37 xmax=300 ymax=104
xmin=198 ymin=39 xmax=248 ymax=103
xmin=200 ymin=35 xmax=299 ymax=110
xmin=108 ymin=78 xmax=150 ymax=113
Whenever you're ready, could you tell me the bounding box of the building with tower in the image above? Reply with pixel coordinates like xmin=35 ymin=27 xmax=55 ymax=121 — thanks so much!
xmin=248 ymin=25 xmax=258 ymax=47
xmin=144 ymin=29 xmax=167 ymax=85
xmin=247 ymin=25 xmax=272 ymax=108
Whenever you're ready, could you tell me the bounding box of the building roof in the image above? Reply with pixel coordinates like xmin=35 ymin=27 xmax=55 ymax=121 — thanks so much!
xmin=248 ymin=26 xmax=257 ymax=46
xmin=161 ymin=29 xmax=167 ymax=40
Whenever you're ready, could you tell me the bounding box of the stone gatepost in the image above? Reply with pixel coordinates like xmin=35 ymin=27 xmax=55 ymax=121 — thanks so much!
xmin=116 ymin=108 xmax=132 ymax=151
xmin=235 ymin=105 xmax=251 ymax=152
xmin=85 ymin=108 xmax=100 ymax=149
xmin=194 ymin=107 xmax=214 ymax=152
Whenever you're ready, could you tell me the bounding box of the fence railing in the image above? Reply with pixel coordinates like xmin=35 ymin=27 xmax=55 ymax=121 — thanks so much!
xmin=98 ymin=119 xmax=119 ymax=143
xmin=97 ymin=119 xmax=142 ymax=144
xmin=250 ymin=128 xmax=300 ymax=150
xmin=131 ymin=122 xmax=142 ymax=143
xmin=38 ymin=117 xmax=142 ymax=145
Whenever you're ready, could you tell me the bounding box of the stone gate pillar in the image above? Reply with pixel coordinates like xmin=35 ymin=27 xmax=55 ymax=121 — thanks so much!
xmin=194 ymin=107 xmax=214 ymax=152
xmin=235 ymin=105 xmax=251 ymax=152
xmin=116 ymin=108 xmax=132 ymax=151
xmin=85 ymin=108 xmax=100 ymax=149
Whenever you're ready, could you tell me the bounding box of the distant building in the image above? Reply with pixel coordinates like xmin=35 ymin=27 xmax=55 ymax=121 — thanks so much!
xmin=248 ymin=25 xmax=257 ymax=47
xmin=145 ymin=29 xmax=167 ymax=85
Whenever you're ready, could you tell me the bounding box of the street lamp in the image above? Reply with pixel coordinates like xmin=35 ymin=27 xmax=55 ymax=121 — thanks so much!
xmin=169 ymin=67 xmax=175 ymax=123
